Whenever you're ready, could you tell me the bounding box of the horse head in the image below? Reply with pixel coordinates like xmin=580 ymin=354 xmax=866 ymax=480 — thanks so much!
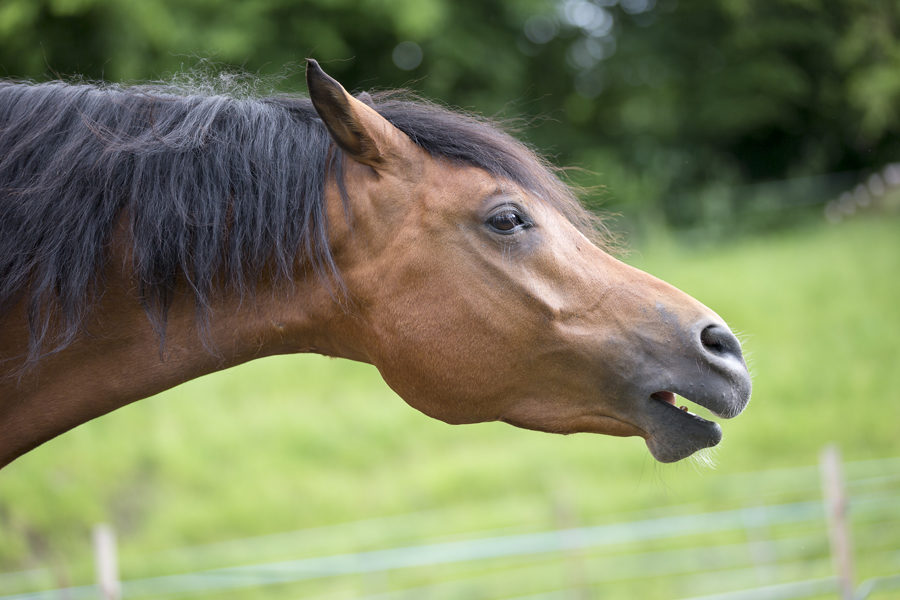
xmin=306 ymin=60 xmax=751 ymax=462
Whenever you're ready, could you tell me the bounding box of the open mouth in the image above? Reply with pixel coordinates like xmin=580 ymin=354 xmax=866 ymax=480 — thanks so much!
xmin=643 ymin=390 xmax=723 ymax=463
xmin=650 ymin=391 xmax=716 ymax=425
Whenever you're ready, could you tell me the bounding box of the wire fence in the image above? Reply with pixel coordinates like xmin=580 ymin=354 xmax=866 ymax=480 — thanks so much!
xmin=2 ymin=449 xmax=898 ymax=600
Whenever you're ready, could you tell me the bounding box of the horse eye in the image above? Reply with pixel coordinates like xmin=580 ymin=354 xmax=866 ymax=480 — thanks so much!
xmin=487 ymin=210 xmax=527 ymax=233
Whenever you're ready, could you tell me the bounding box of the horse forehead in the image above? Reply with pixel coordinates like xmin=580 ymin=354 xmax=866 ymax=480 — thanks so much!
xmin=415 ymin=162 xmax=523 ymax=213
xmin=415 ymin=162 xmax=573 ymax=227
xmin=424 ymin=159 xmax=492 ymax=193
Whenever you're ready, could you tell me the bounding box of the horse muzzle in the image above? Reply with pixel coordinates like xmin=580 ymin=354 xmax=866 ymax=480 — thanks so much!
xmin=632 ymin=320 xmax=752 ymax=462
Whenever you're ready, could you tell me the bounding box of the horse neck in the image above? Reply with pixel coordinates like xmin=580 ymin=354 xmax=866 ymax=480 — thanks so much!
xmin=0 ymin=254 xmax=364 ymax=468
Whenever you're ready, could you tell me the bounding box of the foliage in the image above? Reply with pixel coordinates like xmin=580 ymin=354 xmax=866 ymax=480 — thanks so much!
xmin=1 ymin=0 xmax=898 ymax=231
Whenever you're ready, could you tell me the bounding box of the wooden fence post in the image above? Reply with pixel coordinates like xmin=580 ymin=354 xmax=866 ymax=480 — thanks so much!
xmin=820 ymin=445 xmax=855 ymax=600
xmin=92 ymin=523 xmax=121 ymax=600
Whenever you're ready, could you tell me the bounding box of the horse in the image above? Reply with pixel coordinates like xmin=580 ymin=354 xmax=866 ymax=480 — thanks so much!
xmin=0 ymin=59 xmax=751 ymax=468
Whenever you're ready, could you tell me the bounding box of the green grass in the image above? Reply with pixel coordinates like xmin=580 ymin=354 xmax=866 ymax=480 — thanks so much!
xmin=1 ymin=215 xmax=898 ymax=599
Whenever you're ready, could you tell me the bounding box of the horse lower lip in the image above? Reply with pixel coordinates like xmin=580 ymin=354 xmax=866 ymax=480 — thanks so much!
xmin=643 ymin=397 xmax=722 ymax=462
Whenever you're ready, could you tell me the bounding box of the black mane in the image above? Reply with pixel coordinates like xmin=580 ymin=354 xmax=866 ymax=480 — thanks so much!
xmin=0 ymin=78 xmax=602 ymax=362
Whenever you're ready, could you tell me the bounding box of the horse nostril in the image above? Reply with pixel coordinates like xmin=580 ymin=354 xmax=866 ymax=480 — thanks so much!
xmin=700 ymin=324 xmax=743 ymax=361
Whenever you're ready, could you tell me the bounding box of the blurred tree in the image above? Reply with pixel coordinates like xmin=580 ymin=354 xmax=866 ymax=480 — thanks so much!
xmin=1 ymin=0 xmax=897 ymax=232
xmin=551 ymin=0 xmax=900 ymax=230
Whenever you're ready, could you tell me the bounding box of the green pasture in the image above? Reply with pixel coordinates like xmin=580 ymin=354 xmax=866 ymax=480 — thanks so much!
xmin=1 ymin=214 xmax=898 ymax=598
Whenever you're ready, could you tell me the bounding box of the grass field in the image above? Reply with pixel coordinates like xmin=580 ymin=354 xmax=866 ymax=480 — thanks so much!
xmin=1 ymin=215 xmax=898 ymax=599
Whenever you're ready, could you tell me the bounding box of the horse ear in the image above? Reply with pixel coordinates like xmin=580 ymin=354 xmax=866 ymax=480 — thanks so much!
xmin=306 ymin=59 xmax=396 ymax=168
